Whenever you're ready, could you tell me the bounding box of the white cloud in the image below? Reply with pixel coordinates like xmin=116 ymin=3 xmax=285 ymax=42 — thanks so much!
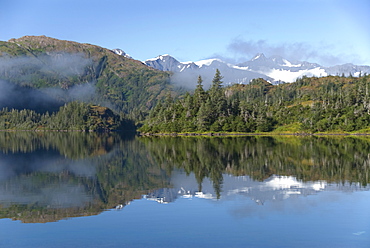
xmin=227 ymin=38 xmax=364 ymax=66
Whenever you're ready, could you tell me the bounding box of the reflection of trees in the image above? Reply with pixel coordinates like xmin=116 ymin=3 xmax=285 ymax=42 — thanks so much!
xmin=0 ymin=132 xmax=171 ymax=223
xmin=94 ymin=137 xmax=170 ymax=207
xmin=0 ymin=172 xmax=103 ymax=223
xmin=1 ymin=134 xmax=369 ymax=223
xmin=0 ymin=131 xmax=116 ymax=159
xmin=142 ymin=136 xmax=370 ymax=197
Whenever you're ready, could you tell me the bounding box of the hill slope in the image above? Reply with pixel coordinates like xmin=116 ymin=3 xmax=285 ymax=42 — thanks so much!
xmin=0 ymin=36 xmax=173 ymax=121
xmin=141 ymin=72 xmax=370 ymax=134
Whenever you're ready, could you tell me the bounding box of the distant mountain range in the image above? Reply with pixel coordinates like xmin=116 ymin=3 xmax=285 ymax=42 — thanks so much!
xmin=142 ymin=53 xmax=370 ymax=88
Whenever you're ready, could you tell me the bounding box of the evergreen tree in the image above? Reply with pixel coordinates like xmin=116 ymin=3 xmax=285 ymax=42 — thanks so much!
xmin=194 ymin=75 xmax=206 ymax=105
xmin=196 ymin=98 xmax=212 ymax=132
xmin=208 ymin=69 xmax=227 ymax=121
xmin=140 ymin=74 xmax=370 ymax=134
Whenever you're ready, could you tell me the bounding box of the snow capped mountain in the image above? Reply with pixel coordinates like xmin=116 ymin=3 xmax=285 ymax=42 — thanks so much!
xmin=144 ymin=54 xmax=271 ymax=88
xmin=145 ymin=54 xmax=198 ymax=72
xmin=111 ymin=48 xmax=132 ymax=59
xmin=144 ymin=53 xmax=370 ymax=88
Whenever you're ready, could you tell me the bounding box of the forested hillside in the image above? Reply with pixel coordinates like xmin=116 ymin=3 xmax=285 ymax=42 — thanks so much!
xmin=0 ymin=101 xmax=123 ymax=131
xmin=140 ymin=70 xmax=370 ymax=134
xmin=0 ymin=36 xmax=173 ymax=121
xmin=1 ymin=36 xmax=369 ymax=133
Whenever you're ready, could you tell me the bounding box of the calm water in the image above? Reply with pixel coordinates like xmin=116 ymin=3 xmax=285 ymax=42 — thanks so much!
xmin=0 ymin=132 xmax=369 ymax=247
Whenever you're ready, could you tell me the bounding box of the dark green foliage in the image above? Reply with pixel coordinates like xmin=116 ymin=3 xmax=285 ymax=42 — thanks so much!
xmin=0 ymin=36 xmax=174 ymax=123
xmin=0 ymin=132 xmax=170 ymax=223
xmin=1 ymin=36 xmax=369 ymax=133
xmin=142 ymin=135 xmax=370 ymax=197
xmin=0 ymin=133 xmax=369 ymax=222
xmin=0 ymin=101 xmax=124 ymax=131
xmin=141 ymin=72 xmax=370 ymax=133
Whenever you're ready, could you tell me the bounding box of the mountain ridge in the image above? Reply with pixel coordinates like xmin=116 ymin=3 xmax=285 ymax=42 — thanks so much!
xmin=144 ymin=53 xmax=370 ymax=87
xmin=0 ymin=35 xmax=173 ymax=121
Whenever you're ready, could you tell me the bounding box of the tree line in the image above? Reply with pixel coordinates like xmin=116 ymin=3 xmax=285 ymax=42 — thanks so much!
xmin=0 ymin=101 xmax=125 ymax=131
xmin=140 ymin=70 xmax=370 ymax=133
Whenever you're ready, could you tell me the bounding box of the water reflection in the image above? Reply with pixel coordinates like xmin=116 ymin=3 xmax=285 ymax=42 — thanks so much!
xmin=146 ymin=171 xmax=366 ymax=205
xmin=0 ymin=133 xmax=369 ymax=223
xmin=0 ymin=132 xmax=170 ymax=223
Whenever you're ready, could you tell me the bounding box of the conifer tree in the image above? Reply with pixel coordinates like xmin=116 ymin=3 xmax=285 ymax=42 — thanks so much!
xmin=209 ymin=69 xmax=227 ymax=121
xmin=194 ymin=75 xmax=206 ymax=108
xmin=196 ymin=98 xmax=212 ymax=132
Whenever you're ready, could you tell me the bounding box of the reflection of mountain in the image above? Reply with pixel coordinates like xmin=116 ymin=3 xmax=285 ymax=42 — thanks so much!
xmin=146 ymin=171 xmax=368 ymax=205
xmin=142 ymin=136 xmax=370 ymax=189
xmin=1 ymin=134 xmax=370 ymax=223
xmin=0 ymin=131 xmax=116 ymax=159
xmin=0 ymin=132 xmax=171 ymax=223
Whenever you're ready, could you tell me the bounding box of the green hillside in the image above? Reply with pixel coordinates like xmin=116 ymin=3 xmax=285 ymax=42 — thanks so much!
xmin=0 ymin=35 xmax=173 ymax=121
xmin=0 ymin=101 xmax=124 ymax=132
xmin=1 ymin=36 xmax=369 ymax=134
xmin=141 ymin=70 xmax=370 ymax=134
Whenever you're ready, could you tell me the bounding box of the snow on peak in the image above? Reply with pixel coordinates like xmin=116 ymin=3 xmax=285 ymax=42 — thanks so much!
xmin=282 ymin=59 xmax=301 ymax=68
xmin=266 ymin=67 xmax=328 ymax=83
xmin=251 ymin=53 xmax=266 ymax=61
xmin=112 ymin=49 xmax=131 ymax=58
xmin=145 ymin=54 xmax=173 ymax=62
xmin=159 ymin=54 xmax=171 ymax=58
xmin=194 ymin=58 xmax=223 ymax=68
xmin=156 ymin=54 xmax=172 ymax=60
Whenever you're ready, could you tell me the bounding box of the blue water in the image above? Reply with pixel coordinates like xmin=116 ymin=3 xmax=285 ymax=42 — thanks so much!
xmin=0 ymin=134 xmax=369 ymax=247
xmin=1 ymin=189 xmax=369 ymax=248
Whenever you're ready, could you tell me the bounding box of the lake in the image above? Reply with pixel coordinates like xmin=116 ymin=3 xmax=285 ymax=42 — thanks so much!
xmin=0 ymin=132 xmax=369 ymax=247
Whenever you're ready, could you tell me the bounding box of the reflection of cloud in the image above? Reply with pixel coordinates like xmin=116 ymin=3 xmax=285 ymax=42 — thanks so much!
xmin=0 ymin=149 xmax=100 ymax=209
xmin=0 ymin=179 xmax=93 ymax=208
xmin=0 ymin=151 xmax=97 ymax=182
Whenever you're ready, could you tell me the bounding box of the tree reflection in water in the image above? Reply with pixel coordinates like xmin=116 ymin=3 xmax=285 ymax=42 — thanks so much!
xmin=0 ymin=132 xmax=369 ymax=223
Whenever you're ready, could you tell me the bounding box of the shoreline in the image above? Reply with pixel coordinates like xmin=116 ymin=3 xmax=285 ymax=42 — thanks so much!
xmin=0 ymin=129 xmax=369 ymax=137
xmin=140 ymin=132 xmax=370 ymax=137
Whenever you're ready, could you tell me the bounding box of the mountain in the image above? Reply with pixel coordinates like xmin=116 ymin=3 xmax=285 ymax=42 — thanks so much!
xmin=144 ymin=53 xmax=370 ymax=87
xmin=0 ymin=36 xmax=173 ymax=121
xmin=111 ymin=48 xmax=132 ymax=59
xmin=145 ymin=55 xmax=270 ymax=88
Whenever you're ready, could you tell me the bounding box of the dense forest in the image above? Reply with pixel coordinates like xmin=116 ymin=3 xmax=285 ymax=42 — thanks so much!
xmin=0 ymin=132 xmax=170 ymax=223
xmin=0 ymin=36 xmax=174 ymax=122
xmin=142 ymin=135 xmax=370 ymax=198
xmin=0 ymin=36 xmax=369 ymax=133
xmin=0 ymin=101 xmax=125 ymax=131
xmin=140 ymin=70 xmax=370 ymax=134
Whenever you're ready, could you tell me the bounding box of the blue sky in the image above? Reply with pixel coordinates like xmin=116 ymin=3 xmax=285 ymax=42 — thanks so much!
xmin=1 ymin=0 xmax=369 ymax=66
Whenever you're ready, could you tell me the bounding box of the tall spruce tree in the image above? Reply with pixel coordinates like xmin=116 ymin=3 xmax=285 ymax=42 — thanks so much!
xmin=194 ymin=76 xmax=206 ymax=106
xmin=209 ymin=69 xmax=227 ymax=121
